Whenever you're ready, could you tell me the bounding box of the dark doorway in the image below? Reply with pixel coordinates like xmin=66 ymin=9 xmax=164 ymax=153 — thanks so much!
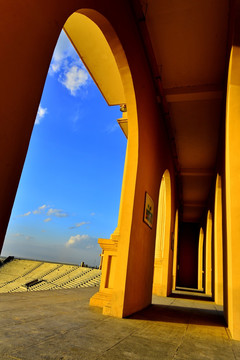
xmin=177 ymin=222 xmax=199 ymax=289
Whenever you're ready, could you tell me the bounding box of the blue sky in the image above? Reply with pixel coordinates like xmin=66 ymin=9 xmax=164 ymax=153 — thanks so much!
xmin=1 ymin=31 xmax=127 ymax=267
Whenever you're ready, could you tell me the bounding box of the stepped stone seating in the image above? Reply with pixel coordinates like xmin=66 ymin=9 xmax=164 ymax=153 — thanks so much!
xmin=0 ymin=258 xmax=101 ymax=293
xmin=41 ymin=264 xmax=77 ymax=282
xmin=0 ymin=259 xmax=44 ymax=292
xmin=61 ymin=269 xmax=101 ymax=289
xmin=0 ymin=259 xmax=39 ymax=281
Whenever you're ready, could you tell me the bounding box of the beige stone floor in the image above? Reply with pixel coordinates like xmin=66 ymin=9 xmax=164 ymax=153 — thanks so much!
xmin=0 ymin=287 xmax=239 ymax=360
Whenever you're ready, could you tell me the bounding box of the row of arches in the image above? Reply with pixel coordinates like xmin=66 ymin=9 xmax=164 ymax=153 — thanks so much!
xmin=152 ymin=172 xmax=223 ymax=305
xmin=63 ymin=12 xmax=240 ymax=340
xmin=1 ymin=0 xmax=240 ymax=341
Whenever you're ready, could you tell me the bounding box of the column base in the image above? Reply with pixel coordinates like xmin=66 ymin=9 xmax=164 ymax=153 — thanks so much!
xmin=89 ymin=290 xmax=112 ymax=309
xmin=152 ymin=283 xmax=167 ymax=296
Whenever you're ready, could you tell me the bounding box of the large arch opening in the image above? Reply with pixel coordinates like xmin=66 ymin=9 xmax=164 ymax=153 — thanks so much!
xmin=1 ymin=28 xmax=127 ymax=267
xmin=0 ymin=9 xmax=139 ymax=305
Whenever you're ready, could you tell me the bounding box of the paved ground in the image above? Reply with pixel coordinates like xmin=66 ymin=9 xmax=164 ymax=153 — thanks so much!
xmin=0 ymin=287 xmax=239 ymax=359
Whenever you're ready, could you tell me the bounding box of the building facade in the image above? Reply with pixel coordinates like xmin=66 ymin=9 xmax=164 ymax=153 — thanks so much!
xmin=0 ymin=0 xmax=240 ymax=340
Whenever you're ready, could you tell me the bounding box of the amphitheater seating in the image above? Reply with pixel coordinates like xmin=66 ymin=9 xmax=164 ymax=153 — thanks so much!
xmin=0 ymin=258 xmax=101 ymax=293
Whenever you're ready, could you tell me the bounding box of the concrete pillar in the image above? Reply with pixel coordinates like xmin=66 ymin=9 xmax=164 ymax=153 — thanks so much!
xmin=205 ymin=211 xmax=212 ymax=296
xmin=198 ymin=228 xmax=204 ymax=291
xmin=214 ymin=174 xmax=223 ymax=305
xmin=225 ymin=45 xmax=240 ymax=340
xmin=172 ymin=210 xmax=179 ymax=291
xmin=153 ymin=175 xmax=166 ymax=295
xmin=153 ymin=170 xmax=172 ymax=297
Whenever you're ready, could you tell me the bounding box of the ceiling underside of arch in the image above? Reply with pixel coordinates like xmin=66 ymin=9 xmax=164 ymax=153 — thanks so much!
xmin=64 ymin=12 xmax=125 ymax=106
xmin=140 ymin=0 xmax=229 ymax=222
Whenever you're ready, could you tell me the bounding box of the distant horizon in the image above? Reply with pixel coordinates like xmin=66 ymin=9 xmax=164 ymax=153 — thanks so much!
xmin=0 ymin=254 xmax=98 ymax=268
xmin=1 ymin=30 xmax=127 ymax=267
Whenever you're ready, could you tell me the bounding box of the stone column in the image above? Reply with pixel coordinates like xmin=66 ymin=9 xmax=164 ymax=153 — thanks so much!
xmin=198 ymin=228 xmax=204 ymax=291
xmin=205 ymin=211 xmax=212 ymax=296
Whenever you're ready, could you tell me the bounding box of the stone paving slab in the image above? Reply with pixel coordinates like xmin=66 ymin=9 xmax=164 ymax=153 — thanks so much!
xmin=0 ymin=288 xmax=239 ymax=359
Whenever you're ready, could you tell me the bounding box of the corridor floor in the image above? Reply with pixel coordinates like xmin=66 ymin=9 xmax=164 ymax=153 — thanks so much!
xmin=0 ymin=287 xmax=239 ymax=359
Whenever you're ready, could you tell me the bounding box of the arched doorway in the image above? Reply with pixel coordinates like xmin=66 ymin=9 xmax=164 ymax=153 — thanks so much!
xmin=62 ymin=10 xmax=142 ymax=317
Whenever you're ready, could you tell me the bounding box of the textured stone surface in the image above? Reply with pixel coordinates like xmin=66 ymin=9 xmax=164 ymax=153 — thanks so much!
xmin=0 ymin=288 xmax=238 ymax=359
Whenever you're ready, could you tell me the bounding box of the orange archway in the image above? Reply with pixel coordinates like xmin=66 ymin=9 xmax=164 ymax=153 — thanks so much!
xmin=56 ymin=9 xmax=141 ymax=317
xmin=0 ymin=1 xmax=177 ymax=321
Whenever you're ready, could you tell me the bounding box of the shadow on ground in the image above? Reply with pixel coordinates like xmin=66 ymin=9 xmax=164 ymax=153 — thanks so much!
xmin=129 ymin=303 xmax=225 ymax=327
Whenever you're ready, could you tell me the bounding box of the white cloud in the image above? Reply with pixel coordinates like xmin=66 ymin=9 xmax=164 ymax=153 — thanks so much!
xmin=49 ymin=30 xmax=89 ymax=96
xmin=47 ymin=208 xmax=68 ymax=218
xmin=18 ymin=205 xmax=68 ymax=220
xmin=69 ymin=221 xmax=89 ymax=229
xmin=11 ymin=233 xmax=33 ymax=240
xmin=50 ymin=62 xmax=60 ymax=74
xmin=72 ymin=112 xmax=80 ymax=123
xmin=75 ymin=221 xmax=89 ymax=227
xmin=106 ymin=123 xmax=119 ymax=134
xmin=65 ymin=234 xmax=98 ymax=253
xmin=18 ymin=204 xmax=49 ymax=218
xmin=66 ymin=234 xmax=90 ymax=248
xmin=39 ymin=204 xmax=47 ymax=210
xmin=33 ymin=204 xmax=47 ymax=214
xmin=25 ymin=236 xmax=34 ymax=241
xmin=35 ymin=105 xmax=47 ymax=125
xmin=19 ymin=211 xmax=31 ymax=217
xmin=49 ymin=30 xmax=76 ymax=75
xmin=59 ymin=65 xmax=88 ymax=96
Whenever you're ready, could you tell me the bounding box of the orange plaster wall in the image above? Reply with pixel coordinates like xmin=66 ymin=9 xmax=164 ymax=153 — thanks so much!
xmin=122 ymin=69 xmax=176 ymax=314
